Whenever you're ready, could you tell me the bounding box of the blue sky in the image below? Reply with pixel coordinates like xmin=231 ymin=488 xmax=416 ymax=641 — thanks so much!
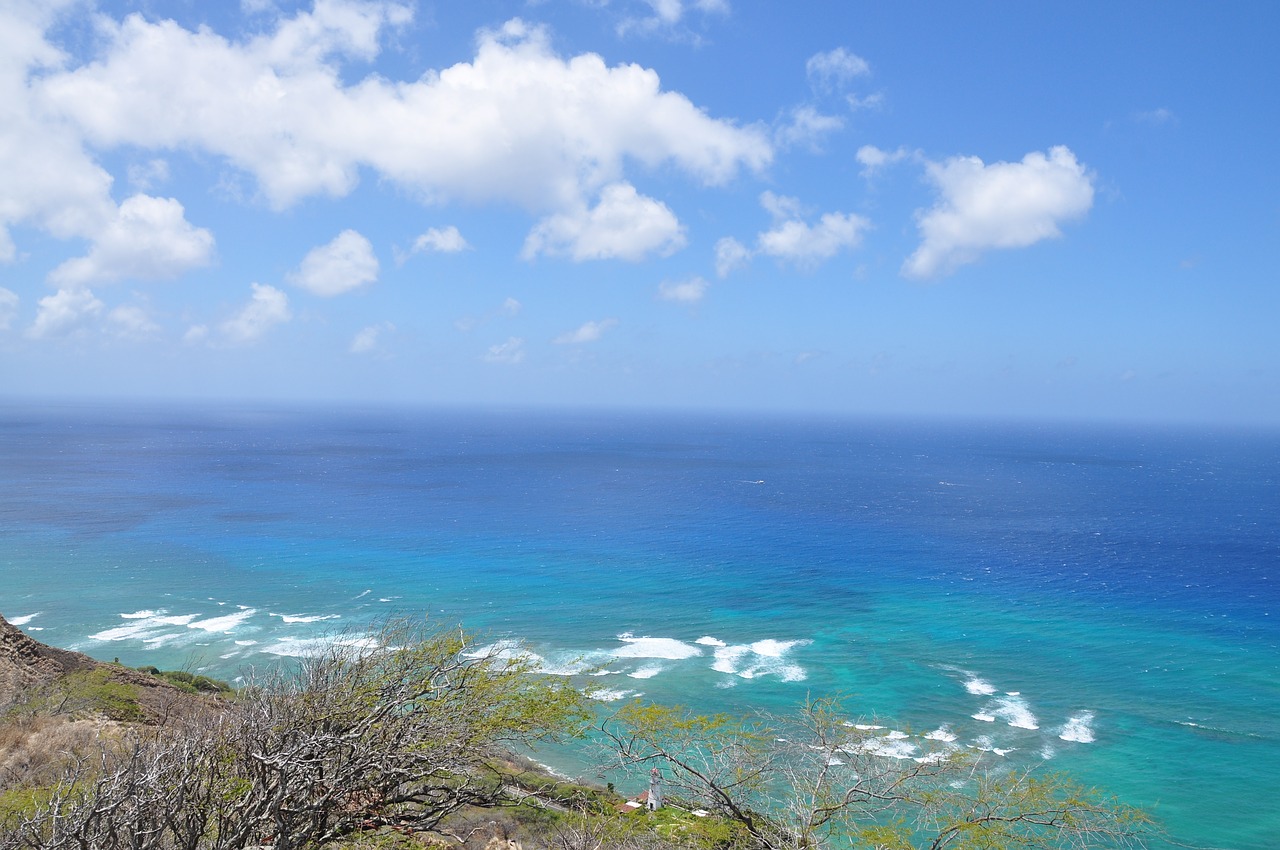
xmin=2 ymin=0 xmax=1277 ymax=424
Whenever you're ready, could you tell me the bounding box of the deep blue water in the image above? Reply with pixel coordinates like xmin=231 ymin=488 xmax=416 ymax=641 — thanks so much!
xmin=1 ymin=402 xmax=1277 ymax=848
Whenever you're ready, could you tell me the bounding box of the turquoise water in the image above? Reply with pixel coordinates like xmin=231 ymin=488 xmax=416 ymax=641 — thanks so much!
xmin=1 ymin=403 xmax=1276 ymax=848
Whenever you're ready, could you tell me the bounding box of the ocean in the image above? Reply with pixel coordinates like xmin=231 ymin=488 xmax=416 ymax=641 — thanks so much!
xmin=1 ymin=402 xmax=1276 ymax=849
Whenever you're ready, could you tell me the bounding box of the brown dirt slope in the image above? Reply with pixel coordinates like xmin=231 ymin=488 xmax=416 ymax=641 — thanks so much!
xmin=0 ymin=613 xmax=195 ymax=723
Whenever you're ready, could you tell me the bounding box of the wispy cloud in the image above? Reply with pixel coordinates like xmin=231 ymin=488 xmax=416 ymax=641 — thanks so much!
xmin=553 ymin=318 xmax=618 ymax=344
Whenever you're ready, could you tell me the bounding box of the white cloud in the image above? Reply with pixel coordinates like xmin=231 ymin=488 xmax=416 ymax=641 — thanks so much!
xmin=26 ymin=288 xmax=104 ymax=339
xmin=484 ymin=336 xmax=526 ymax=364
xmin=106 ymin=304 xmax=160 ymax=339
xmin=658 ymin=276 xmax=709 ymax=303
xmin=903 ymin=146 xmax=1095 ymax=279
xmin=501 ymin=297 xmax=522 ymax=316
xmin=47 ymin=194 xmax=214 ymax=287
xmin=714 ymin=236 xmax=751 ymax=278
xmin=289 ymin=230 xmax=378 ymax=297
xmin=220 ymin=283 xmax=291 ymax=344
xmin=183 ymin=324 xmax=209 ymax=345
xmin=757 ymin=212 xmax=869 ymax=267
xmin=38 ymin=11 xmax=769 ymax=218
xmin=856 ymin=144 xmax=911 ymax=175
xmin=0 ymin=5 xmax=215 ymax=282
xmin=522 ymin=182 xmax=685 ymax=261
xmin=0 ymin=288 xmax=18 ymax=330
xmin=350 ymin=321 xmax=394 ymax=353
xmin=806 ymin=47 xmax=870 ymax=91
xmin=411 ymin=225 xmax=470 ymax=254
xmin=776 ymin=106 xmax=843 ymax=151
xmin=760 ymin=190 xmax=805 ymax=220
xmin=553 ymin=318 xmax=618 ymax=344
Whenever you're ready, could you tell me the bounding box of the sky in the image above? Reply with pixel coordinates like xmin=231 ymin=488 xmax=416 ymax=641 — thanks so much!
xmin=2 ymin=0 xmax=1278 ymax=424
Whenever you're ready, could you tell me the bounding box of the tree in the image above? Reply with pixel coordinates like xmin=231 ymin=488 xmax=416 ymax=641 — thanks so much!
xmin=600 ymin=698 xmax=1152 ymax=850
xmin=0 ymin=619 xmax=592 ymax=850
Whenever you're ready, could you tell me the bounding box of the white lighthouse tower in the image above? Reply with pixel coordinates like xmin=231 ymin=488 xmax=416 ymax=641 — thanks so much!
xmin=647 ymin=767 xmax=664 ymax=811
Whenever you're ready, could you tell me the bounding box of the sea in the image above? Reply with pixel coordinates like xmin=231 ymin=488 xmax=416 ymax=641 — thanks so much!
xmin=0 ymin=402 xmax=1276 ymax=849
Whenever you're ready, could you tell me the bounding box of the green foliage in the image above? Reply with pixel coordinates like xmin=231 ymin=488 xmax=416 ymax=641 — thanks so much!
xmin=602 ymin=697 xmax=1154 ymax=850
xmin=136 ymin=667 xmax=234 ymax=694
xmin=17 ymin=668 xmax=147 ymax=722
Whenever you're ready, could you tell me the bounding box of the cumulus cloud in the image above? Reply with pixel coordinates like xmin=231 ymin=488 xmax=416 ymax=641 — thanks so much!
xmin=903 ymin=145 xmax=1095 ymax=279
xmin=220 ymin=283 xmax=291 ymax=344
xmin=26 ymin=288 xmax=105 ymax=339
xmin=37 ymin=11 xmax=769 ymax=221
xmin=47 ymin=194 xmax=214 ymax=287
xmin=806 ymin=47 xmax=870 ymax=91
xmin=658 ymin=276 xmax=709 ymax=303
xmin=411 ymin=225 xmax=470 ymax=254
xmin=715 ymin=193 xmax=869 ymax=273
xmin=522 ymin=182 xmax=685 ymax=261
xmin=757 ymin=212 xmax=869 ymax=267
xmin=0 ymin=288 xmax=18 ymax=330
xmin=0 ymin=5 xmax=215 ymax=280
xmin=553 ymin=318 xmax=618 ymax=344
xmin=350 ymin=321 xmax=394 ymax=353
xmin=289 ymin=230 xmax=378 ymax=297
xmin=484 ymin=336 xmax=525 ymax=364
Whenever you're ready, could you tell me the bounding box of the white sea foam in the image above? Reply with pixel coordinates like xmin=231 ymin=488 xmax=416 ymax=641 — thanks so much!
xmin=613 ymin=634 xmax=702 ymax=660
xmin=594 ymin=688 xmax=636 ymax=702
xmin=1058 ymin=712 xmax=1096 ymax=743
xmin=234 ymin=640 xmax=258 ymax=646
xmin=539 ymin=650 xmax=611 ymax=676
xmin=964 ymin=676 xmax=998 ymax=696
xmin=852 ymin=724 xmax=885 ymax=731
xmin=9 ymin=613 xmax=40 ymax=626
xmin=695 ymin=636 xmax=727 ymax=646
xmin=272 ymin=613 xmax=342 ymax=624
xmin=852 ymin=733 xmax=918 ymax=760
xmin=925 ymin=726 xmax=958 ymax=743
xmin=261 ymin=636 xmax=379 ymax=658
xmin=712 ymin=639 xmax=810 ymax=681
xmin=628 ymin=664 xmax=665 ymax=679
xmin=914 ymin=751 xmax=953 ymax=765
xmin=749 ymin=638 xmax=800 ymax=657
xmin=121 ymin=610 xmax=156 ymax=619
xmin=465 ymin=640 xmax=546 ymax=670
xmin=974 ymin=695 xmax=1039 ymax=730
xmin=188 ymin=609 xmax=256 ymax=633
xmin=91 ymin=622 xmax=163 ymax=642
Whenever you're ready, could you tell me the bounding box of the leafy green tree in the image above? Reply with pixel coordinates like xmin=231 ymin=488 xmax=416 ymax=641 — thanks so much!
xmin=600 ymin=698 xmax=1152 ymax=850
